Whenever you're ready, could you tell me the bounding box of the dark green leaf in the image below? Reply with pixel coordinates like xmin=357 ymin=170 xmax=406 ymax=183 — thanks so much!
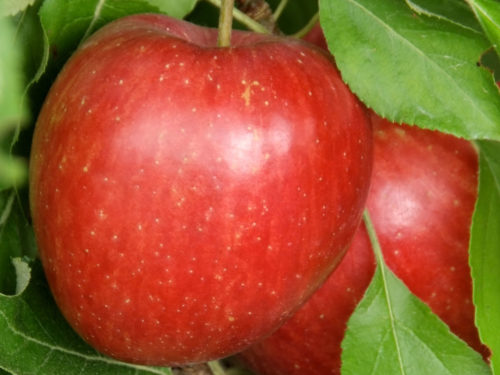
xmin=269 ymin=0 xmax=318 ymax=34
xmin=39 ymin=0 xmax=197 ymax=72
xmin=470 ymin=140 xmax=500 ymax=375
xmin=0 ymin=259 xmax=173 ymax=375
xmin=13 ymin=1 xmax=50 ymax=86
xmin=481 ymin=48 xmax=500 ymax=79
xmin=0 ymin=190 xmax=36 ymax=295
xmin=8 ymin=1 xmax=51 ymax=169
xmin=319 ymin=0 xmax=500 ymax=141
xmin=189 ymin=0 xmax=317 ymax=34
xmin=467 ymin=0 xmax=500 ymax=57
xmin=341 ymin=211 xmax=492 ymax=375
xmin=186 ymin=1 xmax=220 ymax=28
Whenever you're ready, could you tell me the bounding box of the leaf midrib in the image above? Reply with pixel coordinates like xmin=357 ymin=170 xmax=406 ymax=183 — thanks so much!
xmin=0 ymin=307 xmax=169 ymax=375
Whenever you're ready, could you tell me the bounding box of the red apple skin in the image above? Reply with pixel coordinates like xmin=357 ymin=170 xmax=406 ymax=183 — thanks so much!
xmin=239 ymin=114 xmax=488 ymax=375
xmin=302 ymin=23 xmax=328 ymax=51
xmin=29 ymin=14 xmax=372 ymax=366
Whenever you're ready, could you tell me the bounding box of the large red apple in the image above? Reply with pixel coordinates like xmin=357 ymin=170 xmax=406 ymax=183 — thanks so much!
xmin=29 ymin=14 xmax=372 ymax=366
xmin=239 ymin=113 xmax=488 ymax=375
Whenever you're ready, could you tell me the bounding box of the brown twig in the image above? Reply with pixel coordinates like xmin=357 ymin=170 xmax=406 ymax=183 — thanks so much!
xmin=234 ymin=0 xmax=280 ymax=34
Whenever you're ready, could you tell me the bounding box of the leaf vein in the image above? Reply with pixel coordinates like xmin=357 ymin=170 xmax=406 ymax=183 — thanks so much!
xmin=0 ymin=309 xmax=168 ymax=374
xmin=346 ymin=0 xmax=494 ymax=132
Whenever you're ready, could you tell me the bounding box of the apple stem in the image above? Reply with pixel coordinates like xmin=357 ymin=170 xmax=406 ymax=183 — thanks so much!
xmin=217 ymin=0 xmax=235 ymax=47
xmin=205 ymin=0 xmax=271 ymax=34
xmin=292 ymin=12 xmax=320 ymax=39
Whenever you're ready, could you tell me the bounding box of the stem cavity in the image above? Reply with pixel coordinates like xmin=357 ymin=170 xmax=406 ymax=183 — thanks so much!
xmin=205 ymin=0 xmax=271 ymax=35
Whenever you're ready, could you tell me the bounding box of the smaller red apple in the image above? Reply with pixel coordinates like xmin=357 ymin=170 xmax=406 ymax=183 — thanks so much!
xmin=302 ymin=23 xmax=328 ymax=51
xmin=238 ymin=113 xmax=489 ymax=375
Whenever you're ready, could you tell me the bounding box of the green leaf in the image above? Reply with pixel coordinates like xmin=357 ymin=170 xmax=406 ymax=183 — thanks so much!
xmin=13 ymin=1 xmax=50 ymax=86
xmin=0 ymin=156 xmax=26 ymax=191
xmin=39 ymin=0 xmax=196 ymax=71
xmin=0 ymin=259 xmax=173 ymax=375
xmin=467 ymin=0 xmax=500 ymax=58
xmin=0 ymin=18 xmax=27 ymax=189
xmin=12 ymin=257 xmax=31 ymax=295
xmin=0 ymin=0 xmax=35 ymax=17
xmin=319 ymin=0 xmax=500 ymax=141
xmin=0 ymin=190 xmax=36 ymax=295
xmin=341 ymin=211 xmax=492 ymax=375
xmin=145 ymin=0 xmax=197 ymax=19
xmin=0 ymin=19 xmax=25 ymax=123
xmin=405 ymin=0 xmax=481 ymax=32
xmin=470 ymin=140 xmax=500 ymax=375
xmin=8 ymin=1 xmax=53 ymax=149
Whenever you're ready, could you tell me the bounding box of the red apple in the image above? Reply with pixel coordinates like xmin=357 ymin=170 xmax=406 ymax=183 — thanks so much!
xmin=239 ymin=113 xmax=488 ymax=375
xmin=29 ymin=14 xmax=372 ymax=366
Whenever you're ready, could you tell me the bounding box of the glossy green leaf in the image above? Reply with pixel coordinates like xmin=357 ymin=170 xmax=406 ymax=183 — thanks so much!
xmin=341 ymin=211 xmax=491 ymax=375
xmin=0 ymin=0 xmax=35 ymax=17
xmin=319 ymin=0 xmax=500 ymax=141
xmin=470 ymin=140 xmax=500 ymax=375
xmin=0 ymin=18 xmax=27 ymax=189
xmin=0 ymin=259 xmax=173 ymax=375
xmin=467 ymin=0 xmax=500 ymax=58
